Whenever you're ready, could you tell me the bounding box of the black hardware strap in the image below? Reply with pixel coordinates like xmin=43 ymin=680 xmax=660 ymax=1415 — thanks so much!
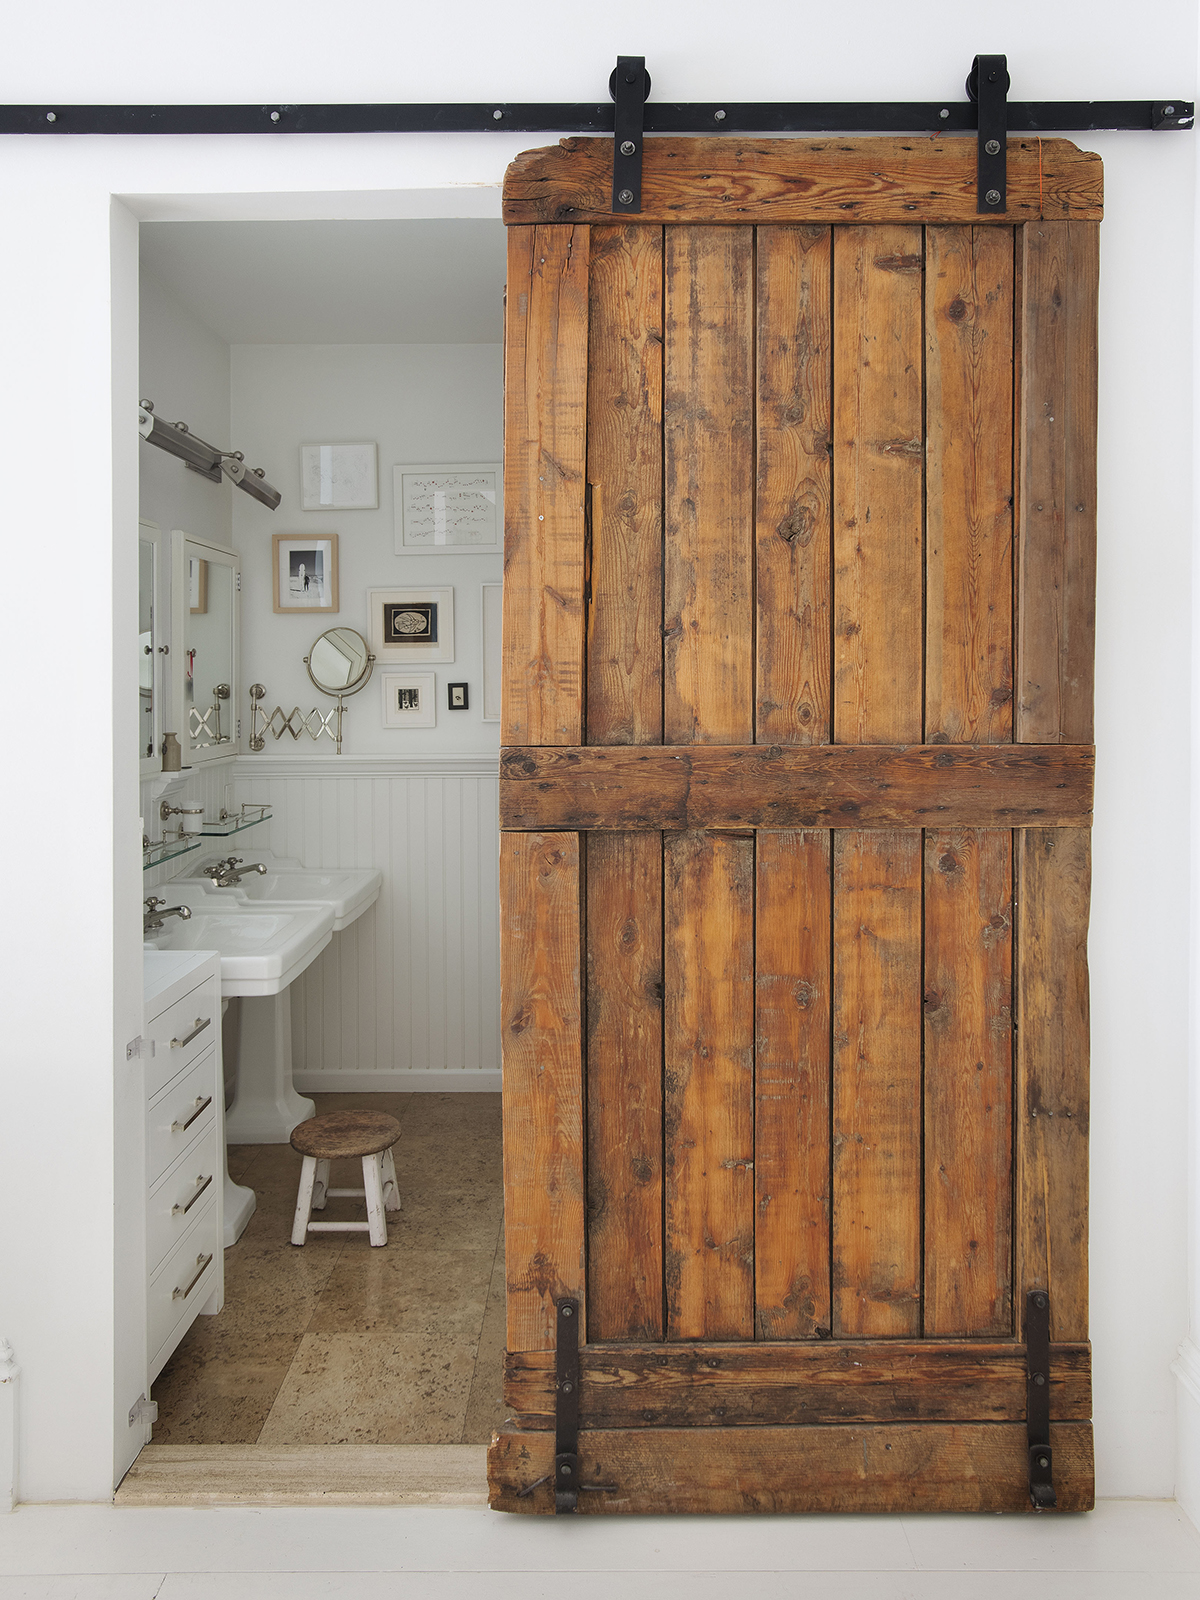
xmin=972 ymin=53 xmax=1010 ymax=212
xmin=611 ymin=56 xmax=648 ymax=215
xmin=1026 ymin=1289 xmax=1057 ymax=1510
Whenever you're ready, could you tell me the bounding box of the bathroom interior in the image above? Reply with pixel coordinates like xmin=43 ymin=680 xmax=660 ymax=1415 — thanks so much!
xmin=134 ymin=217 xmax=507 ymax=1465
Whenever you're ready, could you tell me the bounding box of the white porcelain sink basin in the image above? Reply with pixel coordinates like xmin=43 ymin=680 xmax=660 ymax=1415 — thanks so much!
xmin=144 ymin=900 xmax=334 ymax=996
xmin=185 ymin=856 xmax=381 ymax=931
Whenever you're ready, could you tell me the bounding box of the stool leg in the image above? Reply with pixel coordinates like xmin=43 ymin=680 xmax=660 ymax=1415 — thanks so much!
xmin=312 ymin=1159 xmax=330 ymax=1211
xmin=291 ymin=1155 xmax=318 ymax=1246
xmin=381 ymin=1147 xmax=400 ymax=1212
xmin=363 ymin=1153 xmax=388 ymax=1246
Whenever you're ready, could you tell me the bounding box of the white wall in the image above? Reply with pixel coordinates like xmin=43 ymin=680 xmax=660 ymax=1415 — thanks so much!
xmin=0 ymin=0 xmax=1195 ymax=1507
xmin=231 ymin=342 xmax=503 ymax=755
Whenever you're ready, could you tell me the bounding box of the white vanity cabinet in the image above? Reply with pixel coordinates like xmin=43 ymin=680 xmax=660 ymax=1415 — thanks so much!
xmin=143 ymin=950 xmax=225 ymax=1383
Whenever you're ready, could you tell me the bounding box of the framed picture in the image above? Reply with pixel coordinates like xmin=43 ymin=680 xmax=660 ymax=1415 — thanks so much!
xmin=368 ymin=586 xmax=455 ymax=663
xmin=272 ymin=533 xmax=339 ymax=614
xmin=393 ymin=463 xmax=503 ymax=555
xmin=481 ymin=582 xmax=502 ymax=723
xmin=301 ymin=442 xmax=378 ymax=510
xmin=188 ymin=555 xmax=208 ymax=615
xmin=381 ymin=671 xmax=436 ymax=729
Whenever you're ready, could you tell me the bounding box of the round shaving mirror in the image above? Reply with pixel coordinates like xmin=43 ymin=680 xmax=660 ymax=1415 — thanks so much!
xmin=304 ymin=627 xmax=374 ymax=699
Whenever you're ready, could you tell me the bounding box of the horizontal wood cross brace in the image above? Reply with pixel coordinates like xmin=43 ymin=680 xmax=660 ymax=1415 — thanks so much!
xmin=502 ymin=137 xmax=1103 ymax=225
xmin=499 ymin=744 xmax=1094 ymax=831
xmin=503 ymin=1341 xmax=1092 ymax=1430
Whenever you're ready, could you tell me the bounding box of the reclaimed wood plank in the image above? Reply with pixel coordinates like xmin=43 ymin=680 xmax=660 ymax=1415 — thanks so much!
xmin=832 ymin=830 xmax=922 ymax=1337
xmin=664 ymin=831 xmax=755 ymax=1339
xmin=500 ymin=832 xmax=585 ymax=1351
xmin=498 ymin=743 xmax=1095 ymax=832
xmin=1016 ymin=222 xmax=1099 ymax=744
xmin=1015 ymin=829 xmax=1091 ymax=1342
xmin=586 ymin=831 xmax=664 ymax=1341
xmin=586 ymin=224 xmax=665 ymax=746
xmin=503 ymin=1340 xmax=1093 ymax=1429
xmin=488 ymin=1421 xmax=1095 ymax=1514
xmin=923 ymin=829 xmax=1014 ymax=1336
xmin=664 ymin=226 xmax=755 ymax=744
xmin=925 ymin=226 xmax=1015 ymax=743
xmin=833 ymin=226 xmax=924 ymax=744
xmin=503 ymin=138 xmax=1103 ymax=226
xmin=501 ymin=225 xmax=590 ymax=746
xmin=755 ymin=830 xmax=832 ymax=1338
xmin=756 ymin=225 xmax=833 ymax=744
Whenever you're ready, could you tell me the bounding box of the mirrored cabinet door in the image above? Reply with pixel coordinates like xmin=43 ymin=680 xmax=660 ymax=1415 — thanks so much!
xmin=172 ymin=530 xmax=240 ymax=767
xmin=138 ymin=520 xmax=165 ymax=776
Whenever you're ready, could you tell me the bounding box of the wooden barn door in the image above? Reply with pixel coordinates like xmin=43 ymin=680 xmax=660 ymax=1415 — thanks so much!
xmin=490 ymin=136 xmax=1101 ymax=1515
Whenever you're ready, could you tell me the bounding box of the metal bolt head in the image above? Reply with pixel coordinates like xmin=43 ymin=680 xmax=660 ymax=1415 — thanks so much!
xmin=45 ymin=111 xmax=57 ymax=123
xmin=985 ymin=138 xmax=1001 ymax=155
xmin=1165 ymin=105 xmax=1175 ymax=116
xmin=618 ymin=188 xmax=634 ymax=206
xmin=620 ymin=140 xmax=637 ymax=156
xmin=715 ymin=109 xmax=726 ymax=122
xmin=985 ymin=188 xmax=1002 ymax=206
xmin=940 ymin=108 xmax=950 ymax=119
xmin=560 ymin=1304 xmax=573 ymax=1317
xmin=1034 ymin=1373 xmax=1046 ymax=1386
xmin=270 ymin=110 xmax=281 ymax=123
xmin=561 ymin=1381 xmax=573 ymax=1393
xmin=493 ymin=109 xmax=504 ymax=121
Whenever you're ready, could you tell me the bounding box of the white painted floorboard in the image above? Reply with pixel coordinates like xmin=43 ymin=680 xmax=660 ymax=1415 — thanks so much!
xmin=0 ymin=1501 xmax=1198 ymax=1597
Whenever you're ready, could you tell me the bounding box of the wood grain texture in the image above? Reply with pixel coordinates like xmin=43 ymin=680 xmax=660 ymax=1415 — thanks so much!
xmin=833 ymin=226 xmax=924 ymax=744
xmin=500 ymin=832 xmax=585 ymax=1351
xmin=501 ymin=225 xmax=590 ymax=745
xmin=488 ymin=1421 xmax=1095 ymax=1514
xmin=664 ymin=831 xmax=755 ymax=1340
xmin=832 ymin=831 xmax=922 ymax=1337
xmin=755 ymin=831 xmax=831 ymax=1338
xmin=503 ymin=1340 xmax=1093 ymax=1429
xmin=756 ymin=225 xmax=832 ymax=744
xmin=923 ymin=829 xmax=1013 ymax=1336
xmin=664 ymin=226 xmax=755 ymax=744
xmin=503 ymin=138 xmax=1104 ymax=226
xmin=925 ymin=227 xmax=1015 ymax=743
xmin=1015 ymin=829 xmax=1091 ymax=1342
xmin=499 ymin=743 xmax=1094 ymax=831
xmin=1017 ymin=222 xmax=1099 ymax=744
xmin=586 ymin=224 xmax=665 ymax=745
xmin=586 ymin=832 xmax=664 ymax=1341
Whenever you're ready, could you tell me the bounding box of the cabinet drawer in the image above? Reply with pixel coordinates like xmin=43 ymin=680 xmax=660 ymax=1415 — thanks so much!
xmin=147 ymin=1050 xmax=217 ymax=1187
xmin=147 ymin=1203 xmax=219 ymax=1361
xmin=146 ymin=982 xmax=218 ymax=1100
xmin=147 ymin=1123 xmax=220 ymax=1276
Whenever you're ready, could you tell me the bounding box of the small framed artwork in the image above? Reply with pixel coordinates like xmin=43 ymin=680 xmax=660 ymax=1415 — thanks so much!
xmin=273 ymin=533 xmax=339 ymax=614
xmin=300 ymin=442 xmax=378 ymax=510
xmin=368 ymin=586 xmax=455 ymax=663
xmin=381 ymin=671 xmax=436 ymax=729
xmin=188 ymin=555 xmax=208 ymax=615
xmin=393 ymin=463 xmax=503 ymax=555
xmin=481 ymin=582 xmax=502 ymax=722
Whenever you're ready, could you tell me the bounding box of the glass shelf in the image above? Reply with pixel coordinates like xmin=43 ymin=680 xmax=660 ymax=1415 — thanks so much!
xmin=200 ymin=807 xmax=272 ymax=838
xmin=143 ymin=838 xmax=203 ymax=872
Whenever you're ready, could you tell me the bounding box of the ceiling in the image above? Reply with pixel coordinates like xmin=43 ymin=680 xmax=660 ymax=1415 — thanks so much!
xmin=139 ymin=219 xmax=507 ymax=345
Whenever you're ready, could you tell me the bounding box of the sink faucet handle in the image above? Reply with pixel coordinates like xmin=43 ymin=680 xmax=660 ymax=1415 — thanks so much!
xmin=144 ymin=895 xmax=166 ymax=911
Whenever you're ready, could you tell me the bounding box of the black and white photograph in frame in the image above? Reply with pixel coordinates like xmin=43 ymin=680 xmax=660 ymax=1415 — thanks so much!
xmin=393 ymin=463 xmax=503 ymax=555
xmin=300 ymin=442 xmax=378 ymax=511
xmin=273 ymin=533 xmax=339 ymax=613
xmin=368 ymin=586 xmax=455 ymax=663
xmin=381 ymin=671 xmax=436 ymax=729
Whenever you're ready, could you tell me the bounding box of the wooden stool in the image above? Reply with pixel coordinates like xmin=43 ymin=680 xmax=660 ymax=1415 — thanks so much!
xmin=290 ymin=1111 xmax=401 ymax=1247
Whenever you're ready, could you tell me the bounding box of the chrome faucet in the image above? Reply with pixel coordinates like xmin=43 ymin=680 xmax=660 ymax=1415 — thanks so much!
xmin=201 ymin=856 xmax=268 ymax=889
xmin=144 ymin=896 xmax=193 ymax=935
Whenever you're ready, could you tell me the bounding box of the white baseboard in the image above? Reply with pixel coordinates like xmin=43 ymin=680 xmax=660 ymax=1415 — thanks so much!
xmin=1175 ymin=1337 xmax=1200 ymax=1531
xmin=293 ymin=1070 xmax=501 ymax=1094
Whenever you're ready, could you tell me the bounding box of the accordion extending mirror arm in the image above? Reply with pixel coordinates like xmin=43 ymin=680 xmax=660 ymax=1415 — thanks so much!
xmin=248 ymin=628 xmax=375 ymax=757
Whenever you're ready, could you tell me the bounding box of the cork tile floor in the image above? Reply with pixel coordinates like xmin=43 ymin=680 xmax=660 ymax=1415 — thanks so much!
xmin=150 ymin=1092 xmax=506 ymax=1448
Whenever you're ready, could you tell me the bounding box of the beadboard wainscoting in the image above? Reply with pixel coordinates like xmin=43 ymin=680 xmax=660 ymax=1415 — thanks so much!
xmin=226 ymin=754 xmax=501 ymax=1091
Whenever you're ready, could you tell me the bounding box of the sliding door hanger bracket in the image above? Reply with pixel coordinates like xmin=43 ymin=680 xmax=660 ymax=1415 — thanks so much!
xmin=970 ymin=53 xmax=1010 ymax=213
xmin=611 ymin=56 xmax=650 ymax=215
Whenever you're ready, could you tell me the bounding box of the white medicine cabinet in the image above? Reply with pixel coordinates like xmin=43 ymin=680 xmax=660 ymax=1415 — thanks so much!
xmin=170 ymin=530 xmax=241 ymax=767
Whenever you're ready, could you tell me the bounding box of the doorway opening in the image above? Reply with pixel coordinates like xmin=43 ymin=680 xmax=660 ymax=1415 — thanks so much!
xmin=127 ymin=216 xmax=507 ymax=1502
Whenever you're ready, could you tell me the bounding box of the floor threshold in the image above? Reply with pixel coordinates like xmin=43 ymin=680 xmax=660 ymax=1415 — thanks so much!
xmin=115 ymin=1443 xmax=489 ymax=1506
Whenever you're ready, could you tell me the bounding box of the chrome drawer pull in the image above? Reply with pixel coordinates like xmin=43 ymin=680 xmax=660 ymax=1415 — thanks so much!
xmin=172 ymin=1173 xmax=213 ymax=1216
xmin=171 ymin=1095 xmax=213 ymax=1133
xmin=171 ymin=1016 xmax=211 ymax=1049
xmin=173 ymin=1252 xmax=213 ymax=1301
